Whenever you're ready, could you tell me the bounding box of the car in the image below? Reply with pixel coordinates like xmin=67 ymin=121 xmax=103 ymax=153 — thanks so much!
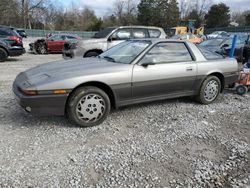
xmin=13 ymin=39 xmax=239 ymax=127
xmin=29 ymin=34 xmax=81 ymax=54
xmin=207 ymin=31 xmax=229 ymax=39
xmin=0 ymin=26 xmax=25 ymax=62
xmin=170 ymin=33 xmax=203 ymax=44
xmin=200 ymin=35 xmax=248 ymax=62
xmin=62 ymin=26 xmax=167 ymax=59
xmin=243 ymin=35 xmax=250 ymax=63
xmin=16 ymin=29 xmax=28 ymax=38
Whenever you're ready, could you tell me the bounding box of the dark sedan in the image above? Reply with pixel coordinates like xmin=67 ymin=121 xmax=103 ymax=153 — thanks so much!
xmin=199 ymin=35 xmax=248 ymax=62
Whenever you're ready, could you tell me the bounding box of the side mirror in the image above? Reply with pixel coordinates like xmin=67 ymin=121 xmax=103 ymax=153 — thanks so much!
xmin=139 ymin=56 xmax=156 ymax=67
xmin=221 ymin=43 xmax=229 ymax=48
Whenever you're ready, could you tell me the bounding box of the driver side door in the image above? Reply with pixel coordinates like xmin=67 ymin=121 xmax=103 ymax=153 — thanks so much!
xmin=132 ymin=42 xmax=197 ymax=100
xmin=47 ymin=35 xmax=65 ymax=52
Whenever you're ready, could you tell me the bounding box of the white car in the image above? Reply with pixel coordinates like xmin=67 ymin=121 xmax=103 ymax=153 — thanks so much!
xmin=62 ymin=26 xmax=167 ymax=59
xmin=207 ymin=31 xmax=229 ymax=39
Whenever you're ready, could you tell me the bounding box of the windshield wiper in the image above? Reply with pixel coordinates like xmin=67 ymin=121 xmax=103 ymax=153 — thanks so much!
xmin=103 ymin=56 xmax=116 ymax=62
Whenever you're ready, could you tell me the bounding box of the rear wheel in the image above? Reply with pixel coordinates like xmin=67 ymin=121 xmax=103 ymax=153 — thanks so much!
xmin=85 ymin=51 xmax=100 ymax=57
xmin=66 ymin=86 xmax=110 ymax=127
xmin=196 ymin=76 xmax=221 ymax=104
xmin=0 ymin=48 xmax=8 ymax=62
xmin=236 ymin=85 xmax=248 ymax=95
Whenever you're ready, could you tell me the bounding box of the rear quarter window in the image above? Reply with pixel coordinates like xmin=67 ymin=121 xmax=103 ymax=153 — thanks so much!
xmin=197 ymin=45 xmax=224 ymax=60
xmin=148 ymin=29 xmax=161 ymax=38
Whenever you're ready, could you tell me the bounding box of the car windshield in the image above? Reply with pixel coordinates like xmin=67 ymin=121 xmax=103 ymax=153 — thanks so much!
xmin=99 ymin=40 xmax=151 ymax=64
xmin=92 ymin=27 xmax=115 ymax=38
xmin=200 ymin=39 xmax=224 ymax=46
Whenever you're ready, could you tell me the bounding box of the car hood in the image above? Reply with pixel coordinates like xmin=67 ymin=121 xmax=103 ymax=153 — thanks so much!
xmin=21 ymin=57 xmax=131 ymax=86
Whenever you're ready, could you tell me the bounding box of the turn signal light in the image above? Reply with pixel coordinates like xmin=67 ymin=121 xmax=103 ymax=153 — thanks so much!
xmin=22 ymin=90 xmax=37 ymax=96
xmin=53 ymin=90 xmax=67 ymax=94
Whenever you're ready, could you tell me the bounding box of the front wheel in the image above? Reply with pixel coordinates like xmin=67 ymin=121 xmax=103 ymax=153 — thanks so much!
xmin=66 ymin=86 xmax=110 ymax=127
xmin=196 ymin=76 xmax=221 ymax=104
xmin=85 ymin=51 xmax=100 ymax=57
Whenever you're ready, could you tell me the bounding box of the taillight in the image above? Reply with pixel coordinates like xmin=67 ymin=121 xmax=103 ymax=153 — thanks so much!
xmin=8 ymin=36 xmax=22 ymax=44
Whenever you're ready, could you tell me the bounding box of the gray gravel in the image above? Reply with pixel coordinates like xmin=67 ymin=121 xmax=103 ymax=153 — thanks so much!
xmin=0 ymin=53 xmax=249 ymax=187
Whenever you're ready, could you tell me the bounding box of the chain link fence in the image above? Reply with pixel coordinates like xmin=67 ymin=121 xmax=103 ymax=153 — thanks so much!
xmin=25 ymin=29 xmax=97 ymax=38
xmin=205 ymin=26 xmax=250 ymax=34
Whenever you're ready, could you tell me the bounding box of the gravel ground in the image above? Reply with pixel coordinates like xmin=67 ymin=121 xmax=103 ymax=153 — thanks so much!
xmin=0 ymin=52 xmax=249 ymax=188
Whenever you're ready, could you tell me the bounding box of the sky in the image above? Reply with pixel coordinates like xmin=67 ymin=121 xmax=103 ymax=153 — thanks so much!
xmin=61 ymin=0 xmax=250 ymax=17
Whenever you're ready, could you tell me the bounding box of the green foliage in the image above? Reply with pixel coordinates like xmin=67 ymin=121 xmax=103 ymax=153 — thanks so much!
xmin=186 ymin=9 xmax=202 ymax=28
xmin=246 ymin=14 xmax=250 ymax=26
xmin=205 ymin=3 xmax=230 ymax=28
xmin=137 ymin=0 xmax=180 ymax=29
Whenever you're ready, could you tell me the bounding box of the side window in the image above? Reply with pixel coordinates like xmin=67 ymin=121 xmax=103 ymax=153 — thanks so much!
xmin=66 ymin=35 xmax=77 ymax=40
xmin=197 ymin=45 xmax=224 ymax=60
xmin=132 ymin=28 xmax=148 ymax=38
xmin=0 ymin=30 xmax=9 ymax=36
xmin=148 ymin=29 xmax=161 ymax=38
xmin=143 ymin=42 xmax=193 ymax=64
xmin=49 ymin=35 xmax=64 ymax=41
xmin=111 ymin=29 xmax=131 ymax=40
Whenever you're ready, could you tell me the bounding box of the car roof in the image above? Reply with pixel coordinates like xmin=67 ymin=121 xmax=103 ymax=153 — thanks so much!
xmin=109 ymin=25 xmax=164 ymax=30
xmin=130 ymin=38 xmax=191 ymax=44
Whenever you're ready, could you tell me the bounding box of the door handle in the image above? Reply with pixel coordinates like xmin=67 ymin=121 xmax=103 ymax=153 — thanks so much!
xmin=186 ymin=67 xmax=193 ymax=71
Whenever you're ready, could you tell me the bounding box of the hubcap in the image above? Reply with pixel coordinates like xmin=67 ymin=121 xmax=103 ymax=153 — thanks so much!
xmin=76 ymin=94 xmax=105 ymax=123
xmin=204 ymin=80 xmax=219 ymax=102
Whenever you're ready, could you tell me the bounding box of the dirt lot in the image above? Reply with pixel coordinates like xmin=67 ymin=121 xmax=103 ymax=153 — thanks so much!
xmin=0 ymin=51 xmax=249 ymax=187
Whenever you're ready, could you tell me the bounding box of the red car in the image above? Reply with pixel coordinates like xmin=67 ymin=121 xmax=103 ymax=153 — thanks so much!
xmin=29 ymin=34 xmax=81 ymax=54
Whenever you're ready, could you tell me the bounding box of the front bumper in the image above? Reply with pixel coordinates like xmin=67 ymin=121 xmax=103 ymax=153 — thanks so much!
xmin=13 ymin=84 xmax=68 ymax=116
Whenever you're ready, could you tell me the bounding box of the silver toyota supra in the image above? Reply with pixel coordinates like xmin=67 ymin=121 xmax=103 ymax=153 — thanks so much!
xmin=13 ymin=39 xmax=238 ymax=127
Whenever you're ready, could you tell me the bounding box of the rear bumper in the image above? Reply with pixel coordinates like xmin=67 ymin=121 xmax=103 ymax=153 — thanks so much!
xmin=13 ymin=85 xmax=68 ymax=116
xmin=9 ymin=47 xmax=26 ymax=56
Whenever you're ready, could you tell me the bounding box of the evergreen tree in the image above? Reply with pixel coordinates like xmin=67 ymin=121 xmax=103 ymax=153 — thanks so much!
xmin=137 ymin=0 xmax=180 ymax=29
xmin=205 ymin=3 xmax=230 ymax=28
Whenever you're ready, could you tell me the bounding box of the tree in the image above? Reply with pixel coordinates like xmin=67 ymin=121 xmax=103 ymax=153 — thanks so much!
xmin=246 ymin=14 xmax=250 ymax=26
xmin=21 ymin=0 xmax=48 ymax=29
xmin=113 ymin=0 xmax=138 ymax=25
xmin=179 ymin=0 xmax=211 ymax=19
xmin=137 ymin=0 xmax=180 ymax=29
xmin=186 ymin=9 xmax=202 ymax=28
xmin=205 ymin=3 xmax=230 ymax=28
xmin=0 ymin=0 xmax=21 ymax=27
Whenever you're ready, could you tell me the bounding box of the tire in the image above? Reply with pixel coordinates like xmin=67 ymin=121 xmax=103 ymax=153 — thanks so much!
xmin=85 ymin=51 xmax=100 ymax=57
xmin=36 ymin=43 xmax=47 ymax=54
xmin=0 ymin=48 xmax=8 ymax=62
xmin=236 ymin=85 xmax=248 ymax=95
xmin=196 ymin=76 xmax=221 ymax=104
xmin=66 ymin=86 xmax=110 ymax=127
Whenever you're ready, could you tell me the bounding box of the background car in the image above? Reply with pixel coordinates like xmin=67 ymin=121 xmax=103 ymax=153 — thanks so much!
xmin=0 ymin=26 xmax=25 ymax=62
xmin=243 ymin=35 xmax=250 ymax=63
xmin=29 ymin=34 xmax=81 ymax=54
xmin=170 ymin=33 xmax=203 ymax=44
xmin=207 ymin=31 xmax=229 ymax=38
xmin=62 ymin=26 xmax=167 ymax=59
xmin=16 ymin=29 xmax=28 ymax=38
xmin=200 ymin=35 xmax=248 ymax=62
